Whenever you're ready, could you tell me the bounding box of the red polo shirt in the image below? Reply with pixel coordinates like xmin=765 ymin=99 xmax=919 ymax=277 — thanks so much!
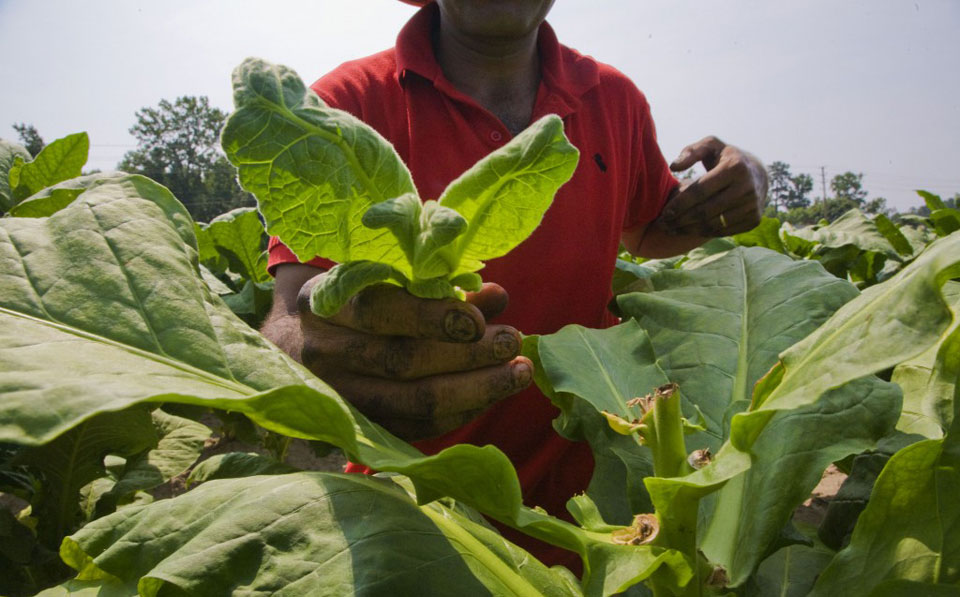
xmin=268 ymin=4 xmax=677 ymax=568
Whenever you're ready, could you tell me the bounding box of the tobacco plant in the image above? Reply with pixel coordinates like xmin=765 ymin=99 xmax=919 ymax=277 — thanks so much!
xmin=0 ymin=58 xmax=958 ymax=596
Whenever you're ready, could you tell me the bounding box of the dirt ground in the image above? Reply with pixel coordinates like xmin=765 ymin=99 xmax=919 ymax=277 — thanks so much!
xmin=794 ymin=465 xmax=847 ymax=527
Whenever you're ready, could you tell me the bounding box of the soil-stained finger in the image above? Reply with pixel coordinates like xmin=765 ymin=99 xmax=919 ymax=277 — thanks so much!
xmin=299 ymin=279 xmax=485 ymax=342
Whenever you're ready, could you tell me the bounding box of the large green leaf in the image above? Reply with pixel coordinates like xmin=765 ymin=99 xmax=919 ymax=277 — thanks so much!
xmin=733 ymin=231 xmax=960 ymax=452
xmin=785 ymin=208 xmax=903 ymax=259
xmin=696 ymin=375 xmax=900 ymax=585
xmin=437 ymin=113 xmax=579 ymax=275
xmin=532 ymin=323 xmax=666 ymax=524
xmin=7 ymin=133 xmax=89 ymax=204
xmin=616 ymin=246 xmax=859 ymax=448
xmin=9 ymin=172 xmax=133 ymax=218
xmin=200 ymin=207 xmax=270 ymax=283
xmin=810 ymin=420 xmax=960 ymax=594
xmin=893 ymin=281 xmax=960 ymax=438
xmin=0 ymin=138 xmax=32 ymax=211
xmin=782 ymin=209 xmax=913 ymax=284
xmin=58 ymin=472 xmax=579 ymax=596
xmin=221 ymin=57 xmax=415 ymax=272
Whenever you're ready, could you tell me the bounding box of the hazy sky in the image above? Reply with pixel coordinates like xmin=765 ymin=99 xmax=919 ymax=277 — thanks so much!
xmin=1 ymin=0 xmax=957 ymax=211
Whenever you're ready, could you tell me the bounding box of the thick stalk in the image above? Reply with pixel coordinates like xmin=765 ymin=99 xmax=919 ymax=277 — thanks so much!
xmin=640 ymin=387 xmax=703 ymax=596
xmin=648 ymin=389 xmax=694 ymax=479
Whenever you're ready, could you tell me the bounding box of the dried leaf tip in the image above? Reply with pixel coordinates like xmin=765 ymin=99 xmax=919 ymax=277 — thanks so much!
xmin=611 ymin=514 xmax=659 ymax=546
xmin=706 ymin=565 xmax=729 ymax=589
xmin=627 ymin=383 xmax=679 ymax=412
xmin=687 ymin=448 xmax=712 ymax=470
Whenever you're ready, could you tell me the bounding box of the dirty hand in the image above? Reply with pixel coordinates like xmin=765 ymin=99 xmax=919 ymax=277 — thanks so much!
xmin=297 ymin=277 xmax=532 ymax=441
xmin=657 ymin=136 xmax=768 ymax=237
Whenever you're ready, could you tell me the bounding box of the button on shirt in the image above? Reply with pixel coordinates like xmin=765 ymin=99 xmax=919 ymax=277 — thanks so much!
xmin=267 ymin=3 xmax=678 ymax=569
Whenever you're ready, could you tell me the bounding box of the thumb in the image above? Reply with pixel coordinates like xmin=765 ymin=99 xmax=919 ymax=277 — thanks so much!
xmin=670 ymin=136 xmax=726 ymax=172
xmin=466 ymin=283 xmax=509 ymax=321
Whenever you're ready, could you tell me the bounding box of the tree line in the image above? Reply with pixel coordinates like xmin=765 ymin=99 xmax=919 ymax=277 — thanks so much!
xmin=764 ymin=160 xmax=957 ymax=225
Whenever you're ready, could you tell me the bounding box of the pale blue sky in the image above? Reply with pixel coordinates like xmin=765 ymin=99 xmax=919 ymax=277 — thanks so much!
xmin=1 ymin=0 xmax=957 ymax=211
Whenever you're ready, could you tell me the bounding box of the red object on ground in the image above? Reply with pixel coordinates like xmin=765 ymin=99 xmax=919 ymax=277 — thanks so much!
xmin=268 ymin=4 xmax=677 ymax=570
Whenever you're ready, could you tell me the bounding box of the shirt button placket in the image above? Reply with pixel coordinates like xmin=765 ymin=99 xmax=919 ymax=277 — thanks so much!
xmin=489 ymin=130 xmax=503 ymax=143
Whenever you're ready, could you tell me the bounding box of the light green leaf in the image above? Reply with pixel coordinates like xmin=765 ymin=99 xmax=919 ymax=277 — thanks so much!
xmin=9 ymin=132 xmax=89 ymax=203
xmin=919 ymin=190 xmax=949 ymax=212
xmin=201 ymin=207 xmax=271 ymax=283
xmin=732 ymin=216 xmax=787 ymax=254
xmin=678 ymin=237 xmax=737 ymax=270
xmin=437 ymin=114 xmax=579 ymax=275
xmin=930 ymin=208 xmax=960 ymax=238
xmin=734 ymin=232 xmax=960 ymax=452
xmin=308 ymin=260 xmax=401 ymax=317
xmin=362 ymin=193 xmax=467 ymax=279
xmin=221 ymin=57 xmax=415 ymax=272
xmin=893 ymin=281 xmax=960 ymax=438
xmin=0 ymin=139 xmax=32 ymax=212
xmin=811 ymin=419 xmax=960 ymax=594
xmin=874 ymin=213 xmax=915 ymax=257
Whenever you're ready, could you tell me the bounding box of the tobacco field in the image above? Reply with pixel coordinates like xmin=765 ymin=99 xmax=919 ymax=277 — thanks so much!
xmin=1 ymin=58 xmax=958 ymax=596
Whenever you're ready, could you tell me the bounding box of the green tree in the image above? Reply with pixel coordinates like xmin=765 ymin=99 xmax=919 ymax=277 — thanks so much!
xmin=785 ymin=173 xmax=813 ymax=210
xmin=767 ymin=161 xmax=792 ymax=212
xmin=830 ymin=171 xmax=868 ymax=205
xmin=864 ymin=196 xmax=889 ymax=215
xmin=118 ymin=96 xmax=252 ymax=222
xmin=12 ymin=123 xmax=45 ymax=157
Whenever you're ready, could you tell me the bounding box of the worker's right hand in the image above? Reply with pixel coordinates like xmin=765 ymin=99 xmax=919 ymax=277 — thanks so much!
xmin=296 ymin=273 xmax=533 ymax=441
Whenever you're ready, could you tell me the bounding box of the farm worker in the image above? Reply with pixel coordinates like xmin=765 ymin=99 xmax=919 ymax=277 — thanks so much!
xmin=262 ymin=0 xmax=767 ymax=567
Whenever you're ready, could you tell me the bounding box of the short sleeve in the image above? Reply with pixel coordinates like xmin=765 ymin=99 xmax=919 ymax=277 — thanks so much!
xmin=623 ymin=92 xmax=679 ymax=229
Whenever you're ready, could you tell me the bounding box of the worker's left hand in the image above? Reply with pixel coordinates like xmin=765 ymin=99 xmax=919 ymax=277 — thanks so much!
xmin=656 ymin=136 xmax=768 ymax=237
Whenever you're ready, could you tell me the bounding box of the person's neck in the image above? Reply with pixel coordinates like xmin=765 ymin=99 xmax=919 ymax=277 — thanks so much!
xmin=434 ymin=22 xmax=541 ymax=135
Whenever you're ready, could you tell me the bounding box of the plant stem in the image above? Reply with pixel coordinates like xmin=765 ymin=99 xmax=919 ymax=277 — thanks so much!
xmin=638 ymin=386 xmax=693 ymax=479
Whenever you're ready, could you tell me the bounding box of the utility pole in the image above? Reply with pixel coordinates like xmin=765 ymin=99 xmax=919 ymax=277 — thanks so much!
xmin=820 ymin=166 xmax=829 ymax=222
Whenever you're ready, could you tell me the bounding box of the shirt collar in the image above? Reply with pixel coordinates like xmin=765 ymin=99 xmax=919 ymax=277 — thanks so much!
xmin=395 ymin=3 xmax=600 ymax=118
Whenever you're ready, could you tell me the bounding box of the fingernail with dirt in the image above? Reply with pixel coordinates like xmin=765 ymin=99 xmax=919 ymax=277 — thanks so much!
xmin=444 ymin=309 xmax=478 ymax=341
xmin=513 ymin=362 xmax=532 ymax=387
xmin=493 ymin=330 xmax=519 ymax=360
